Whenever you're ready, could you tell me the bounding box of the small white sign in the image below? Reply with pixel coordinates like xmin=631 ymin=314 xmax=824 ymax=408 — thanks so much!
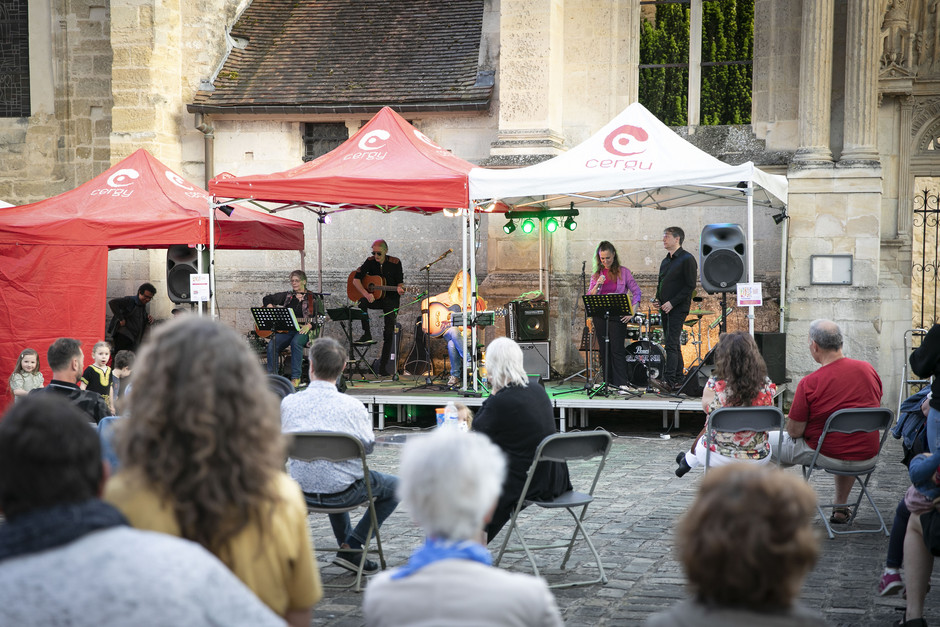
xmin=736 ymin=282 xmax=763 ymax=307
xmin=190 ymin=274 xmax=210 ymax=302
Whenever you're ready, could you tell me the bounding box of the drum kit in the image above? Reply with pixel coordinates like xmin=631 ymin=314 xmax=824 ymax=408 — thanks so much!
xmin=622 ymin=305 xmax=716 ymax=389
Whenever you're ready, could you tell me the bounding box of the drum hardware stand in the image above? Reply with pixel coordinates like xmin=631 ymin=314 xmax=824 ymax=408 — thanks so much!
xmin=582 ymin=293 xmax=636 ymax=399
xmin=683 ymin=310 xmax=712 ymax=369
xmin=554 ymin=326 xmax=597 ymax=397
xmin=563 ymin=261 xmax=592 ymax=385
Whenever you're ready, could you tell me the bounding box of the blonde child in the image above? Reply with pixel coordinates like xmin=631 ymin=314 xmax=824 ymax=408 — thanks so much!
xmin=9 ymin=348 xmax=43 ymax=402
xmin=454 ymin=402 xmax=473 ymax=432
xmin=80 ymin=341 xmax=113 ymax=412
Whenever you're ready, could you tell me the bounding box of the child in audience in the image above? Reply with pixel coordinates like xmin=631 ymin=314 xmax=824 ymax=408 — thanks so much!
xmin=111 ymin=350 xmax=135 ymax=412
xmin=80 ymin=341 xmax=113 ymax=412
xmin=8 ymin=348 xmax=43 ymax=402
xmin=455 ymin=402 xmax=473 ymax=432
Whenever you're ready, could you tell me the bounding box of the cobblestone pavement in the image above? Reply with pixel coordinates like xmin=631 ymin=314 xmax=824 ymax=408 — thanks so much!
xmin=308 ymin=422 xmax=922 ymax=626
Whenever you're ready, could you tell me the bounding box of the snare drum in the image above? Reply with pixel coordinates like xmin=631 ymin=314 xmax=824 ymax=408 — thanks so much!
xmin=680 ymin=329 xmax=689 ymax=345
xmin=625 ymin=325 xmax=641 ymax=341
xmin=648 ymin=313 xmax=662 ymax=326
xmin=624 ymin=341 xmax=666 ymax=387
xmin=650 ymin=328 xmax=663 ymax=344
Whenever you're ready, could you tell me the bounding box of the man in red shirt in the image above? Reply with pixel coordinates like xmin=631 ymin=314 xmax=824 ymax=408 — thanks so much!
xmin=771 ymin=319 xmax=883 ymax=520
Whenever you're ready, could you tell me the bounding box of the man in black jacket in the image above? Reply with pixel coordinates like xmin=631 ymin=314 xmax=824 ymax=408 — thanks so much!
xmin=655 ymin=227 xmax=698 ymax=389
xmin=30 ymin=338 xmax=109 ymax=423
xmin=911 ymin=323 xmax=940 ymax=453
xmin=349 ymin=240 xmax=404 ymax=376
xmin=108 ymin=283 xmax=156 ymax=354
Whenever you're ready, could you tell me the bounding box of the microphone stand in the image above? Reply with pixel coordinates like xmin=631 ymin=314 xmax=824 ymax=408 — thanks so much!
xmin=557 ymin=261 xmax=594 ymax=396
xmin=402 ymin=250 xmax=451 ymax=392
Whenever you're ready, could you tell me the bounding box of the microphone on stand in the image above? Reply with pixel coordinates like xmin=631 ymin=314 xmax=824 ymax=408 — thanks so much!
xmin=441 ymin=248 xmax=453 ymax=259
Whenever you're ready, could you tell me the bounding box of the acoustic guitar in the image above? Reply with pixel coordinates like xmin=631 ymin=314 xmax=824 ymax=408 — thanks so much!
xmin=346 ymin=271 xmax=420 ymax=302
xmin=422 ymin=301 xmax=506 ymax=338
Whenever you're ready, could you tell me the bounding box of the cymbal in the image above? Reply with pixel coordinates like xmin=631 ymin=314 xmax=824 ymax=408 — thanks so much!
xmin=683 ymin=319 xmax=699 ymax=327
xmin=688 ymin=309 xmax=715 ymax=316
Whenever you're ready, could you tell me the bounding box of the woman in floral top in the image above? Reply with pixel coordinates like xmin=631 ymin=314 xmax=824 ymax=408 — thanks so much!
xmin=675 ymin=331 xmax=777 ymax=477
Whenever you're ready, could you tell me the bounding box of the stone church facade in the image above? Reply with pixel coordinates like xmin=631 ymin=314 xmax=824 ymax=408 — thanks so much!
xmin=2 ymin=0 xmax=936 ymax=405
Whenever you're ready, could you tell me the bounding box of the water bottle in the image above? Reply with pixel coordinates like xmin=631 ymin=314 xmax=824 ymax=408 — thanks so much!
xmin=442 ymin=402 xmax=459 ymax=430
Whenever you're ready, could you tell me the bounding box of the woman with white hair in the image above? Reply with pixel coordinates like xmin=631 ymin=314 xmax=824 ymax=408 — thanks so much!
xmin=472 ymin=337 xmax=571 ymax=543
xmin=363 ymin=429 xmax=563 ymax=627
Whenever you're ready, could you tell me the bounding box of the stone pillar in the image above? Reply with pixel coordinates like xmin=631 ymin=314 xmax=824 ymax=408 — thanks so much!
xmin=840 ymin=0 xmax=881 ymax=164
xmin=490 ymin=0 xmax=566 ymax=157
xmin=897 ymin=96 xmax=914 ymax=236
xmin=793 ymin=0 xmax=834 ymax=163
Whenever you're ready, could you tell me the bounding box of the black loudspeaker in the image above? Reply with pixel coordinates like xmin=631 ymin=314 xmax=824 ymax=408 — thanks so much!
xmin=700 ymin=223 xmax=746 ymax=293
xmin=676 ymin=347 xmax=716 ymax=397
xmin=519 ymin=341 xmax=551 ymax=379
xmin=167 ymin=244 xmax=210 ymax=303
xmin=754 ymin=332 xmax=787 ymax=384
xmin=506 ymin=300 xmax=549 ymax=341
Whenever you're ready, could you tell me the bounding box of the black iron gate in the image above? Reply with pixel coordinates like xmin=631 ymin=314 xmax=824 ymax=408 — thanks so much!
xmin=913 ymin=188 xmax=940 ymax=329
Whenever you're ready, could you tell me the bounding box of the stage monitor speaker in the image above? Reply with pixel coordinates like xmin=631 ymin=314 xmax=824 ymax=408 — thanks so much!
xmin=754 ymin=331 xmax=787 ymax=385
xmin=167 ymin=245 xmax=209 ymax=303
xmin=506 ymin=300 xmax=549 ymax=341
xmin=700 ymin=223 xmax=746 ymax=294
xmin=519 ymin=341 xmax=551 ymax=380
xmin=676 ymin=347 xmax=716 ymax=397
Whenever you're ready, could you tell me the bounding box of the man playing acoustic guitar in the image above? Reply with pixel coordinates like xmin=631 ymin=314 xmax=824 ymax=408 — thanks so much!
xmin=350 ymin=240 xmax=404 ymax=376
xmin=262 ymin=270 xmax=323 ymax=388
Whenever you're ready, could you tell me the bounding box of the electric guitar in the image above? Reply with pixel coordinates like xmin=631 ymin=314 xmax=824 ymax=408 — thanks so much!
xmin=346 ymin=271 xmax=421 ymax=302
xmin=422 ymin=301 xmax=507 ymax=338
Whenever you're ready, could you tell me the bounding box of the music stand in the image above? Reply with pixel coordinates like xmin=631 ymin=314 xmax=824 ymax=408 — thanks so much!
xmin=327 ymin=306 xmax=376 ymax=383
xmin=582 ymin=293 xmax=636 ymax=398
xmin=251 ymin=307 xmax=299 ymax=377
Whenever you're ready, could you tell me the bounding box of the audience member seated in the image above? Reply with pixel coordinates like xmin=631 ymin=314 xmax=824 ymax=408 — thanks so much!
xmin=675 ymin=331 xmax=777 ymax=477
xmin=104 ymin=317 xmax=321 ymax=626
xmin=363 ymin=428 xmax=564 ymax=627
xmin=897 ymin=451 xmax=940 ymax=627
xmin=281 ymin=336 xmax=400 ymax=575
xmin=645 ymin=464 xmax=826 ymax=627
xmin=769 ymin=319 xmax=883 ymax=524
xmin=0 ymin=395 xmax=284 ymax=626
xmin=472 ymin=337 xmax=571 ymax=543
xmin=30 ymin=337 xmax=109 ymax=423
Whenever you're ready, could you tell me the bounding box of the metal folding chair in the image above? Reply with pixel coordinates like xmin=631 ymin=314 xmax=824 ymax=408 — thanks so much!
xmin=288 ymin=432 xmax=386 ymax=592
xmin=494 ymin=430 xmax=613 ymax=589
xmin=800 ymin=408 xmax=894 ymax=539
xmin=704 ymin=406 xmax=785 ymax=472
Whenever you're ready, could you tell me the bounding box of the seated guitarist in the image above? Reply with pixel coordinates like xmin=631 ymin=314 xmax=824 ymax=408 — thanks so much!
xmin=351 ymin=240 xmax=404 ymax=376
xmin=262 ymin=270 xmax=321 ymax=388
xmin=421 ymin=271 xmax=486 ymax=388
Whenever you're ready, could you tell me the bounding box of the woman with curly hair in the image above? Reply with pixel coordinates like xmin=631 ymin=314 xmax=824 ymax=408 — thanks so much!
xmin=675 ymin=331 xmax=777 ymax=477
xmin=104 ymin=317 xmax=321 ymax=626
xmin=646 ymin=464 xmax=825 ymax=626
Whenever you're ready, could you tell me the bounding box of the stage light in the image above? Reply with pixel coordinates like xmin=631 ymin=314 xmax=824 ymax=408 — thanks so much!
xmin=564 ymin=216 xmax=577 ymax=231
xmin=545 ymin=217 xmax=559 ymax=233
xmin=318 ymin=214 xmax=332 ymax=224
xmin=521 ymin=218 xmax=536 ymax=234
xmin=442 ymin=207 xmax=461 ymax=217
xmin=772 ymin=211 xmax=788 ymax=225
xmin=219 ymin=205 xmax=235 ymax=217
xmin=503 ymin=219 xmax=516 ymax=234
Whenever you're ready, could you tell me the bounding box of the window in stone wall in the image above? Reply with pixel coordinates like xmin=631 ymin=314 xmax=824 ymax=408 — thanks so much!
xmin=302 ymin=123 xmax=349 ymax=162
xmin=639 ymin=0 xmax=753 ymax=126
xmin=0 ymin=0 xmax=30 ymax=117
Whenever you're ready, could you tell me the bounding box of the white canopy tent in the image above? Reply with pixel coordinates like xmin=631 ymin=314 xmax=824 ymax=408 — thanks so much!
xmin=468 ymin=102 xmax=789 ymax=337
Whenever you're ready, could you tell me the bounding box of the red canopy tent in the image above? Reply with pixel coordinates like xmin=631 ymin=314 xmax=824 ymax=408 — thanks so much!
xmin=0 ymin=149 xmax=305 ymax=408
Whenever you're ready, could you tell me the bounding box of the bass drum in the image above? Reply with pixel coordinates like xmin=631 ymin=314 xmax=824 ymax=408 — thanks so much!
xmin=625 ymin=340 xmax=666 ymax=387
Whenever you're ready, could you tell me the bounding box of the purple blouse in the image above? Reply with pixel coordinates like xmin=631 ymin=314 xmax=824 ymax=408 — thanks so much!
xmin=588 ymin=267 xmax=641 ymax=306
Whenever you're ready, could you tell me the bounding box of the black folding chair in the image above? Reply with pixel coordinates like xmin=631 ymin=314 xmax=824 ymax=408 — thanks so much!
xmin=288 ymin=432 xmax=386 ymax=592
xmin=704 ymin=406 xmax=785 ymax=472
xmin=800 ymin=408 xmax=894 ymax=539
xmin=494 ymin=431 xmax=613 ymax=589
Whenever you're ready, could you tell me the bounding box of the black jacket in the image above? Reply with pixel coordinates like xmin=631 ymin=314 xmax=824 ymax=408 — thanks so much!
xmin=656 ymin=247 xmax=697 ymax=311
xmin=911 ymin=323 xmax=940 ymax=412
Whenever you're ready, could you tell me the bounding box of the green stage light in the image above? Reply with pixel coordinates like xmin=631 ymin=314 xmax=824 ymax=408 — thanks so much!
xmin=521 ymin=218 xmax=536 ymax=234
xmin=564 ymin=216 xmax=577 ymax=231
xmin=545 ymin=217 xmax=559 ymax=233
xmin=503 ymin=219 xmax=516 ymax=234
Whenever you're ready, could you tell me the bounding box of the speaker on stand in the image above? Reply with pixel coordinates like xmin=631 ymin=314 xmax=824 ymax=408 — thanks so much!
xmin=167 ymin=245 xmax=210 ymax=303
xmin=700 ymin=224 xmax=746 ymax=335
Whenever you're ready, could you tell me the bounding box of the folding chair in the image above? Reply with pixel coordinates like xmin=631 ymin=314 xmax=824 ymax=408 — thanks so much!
xmin=800 ymin=408 xmax=894 ymax=539
xmin=494 ymin=430 xmax=613 ymax=589
xmin=704 ymin=406 xmax=785 ymax=472
xmin=288 ymin=432 xmax=386 ymax=592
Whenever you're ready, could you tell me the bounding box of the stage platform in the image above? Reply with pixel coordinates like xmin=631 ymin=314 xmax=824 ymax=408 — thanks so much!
xmin=339 ymin=375 xmax=706 ymax=432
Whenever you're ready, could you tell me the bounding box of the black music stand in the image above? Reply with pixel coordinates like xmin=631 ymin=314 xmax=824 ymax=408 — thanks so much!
xmin=582 ymin=293 xmax=636 ymax=398
xmin=327 ymin=306 xmax=375 ymax=384
xmin=251 ymin=307 xmax=299 ymax=377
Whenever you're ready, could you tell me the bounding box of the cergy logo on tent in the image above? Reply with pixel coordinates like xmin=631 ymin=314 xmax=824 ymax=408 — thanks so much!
xmin=585 ymin=124 xmax=653 ymax=172
xmin=91 ymin=169 xmax=140 ymax=197
xmin=165 ymin=170 xmax=207 ymax=199
xmin=345 ymin=129 xmax=390 ymax=161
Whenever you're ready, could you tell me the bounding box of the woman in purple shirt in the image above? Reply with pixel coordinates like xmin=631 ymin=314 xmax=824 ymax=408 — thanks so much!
xmin=587 ymin=241 xmax=641 ymax=391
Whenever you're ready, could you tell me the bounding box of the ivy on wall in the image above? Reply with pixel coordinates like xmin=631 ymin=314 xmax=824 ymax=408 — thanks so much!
xmin=639 ymin=0 xmax=753 ymax=126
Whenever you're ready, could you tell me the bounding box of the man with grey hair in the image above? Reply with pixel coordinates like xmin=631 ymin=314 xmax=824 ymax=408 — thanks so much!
xmin=362 ymin=428 xmax=563 ymax=626
xmin=281 ymin=337 xmax=399 ymax=574
xmin=771 ymin=319 xmax=883 ymax=523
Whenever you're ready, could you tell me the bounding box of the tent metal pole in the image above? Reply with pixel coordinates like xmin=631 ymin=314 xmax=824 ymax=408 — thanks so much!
xmin=316 ymin=218 xmax=322 ymax=293
xmin=779 ymin=209 xmax=788 ymax=334
xmin=208 ymin=197 xmax=215 ymax=318
xmin=747 ymin=180 xmax=754 ymax=335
